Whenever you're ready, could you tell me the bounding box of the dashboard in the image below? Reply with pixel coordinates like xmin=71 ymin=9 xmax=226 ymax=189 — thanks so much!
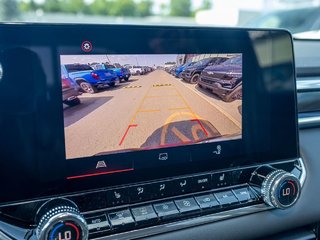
xmin=0 ymin=24 xmax=318 ymax=240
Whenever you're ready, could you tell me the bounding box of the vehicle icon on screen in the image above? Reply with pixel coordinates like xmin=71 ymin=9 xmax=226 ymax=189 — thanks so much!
xmin=159 ymin=153 xmax=168 ymax=161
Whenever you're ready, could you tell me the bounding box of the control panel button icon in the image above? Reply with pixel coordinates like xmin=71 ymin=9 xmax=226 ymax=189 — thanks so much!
xmin=81 ymin=41 xmax=93 ymax=52
xmin=114 ymin=191 xmax=121 ymax=199
xmin=96 ymin=161 xmax=107 ymax=169
xmin=159 ymin=153 xmax=168 ymax=161
xmin=159 ymin=184 xmax=166 ymax=191
xmin=137 ymin=187 xmax=144 ymax=195
xmin=106 ymin=189 xmax=128 ymax=206
xmin=213 ymin=145 xmax=222 ymax=155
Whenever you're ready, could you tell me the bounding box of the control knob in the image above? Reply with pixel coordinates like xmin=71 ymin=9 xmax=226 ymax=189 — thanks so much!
xmin=36 ymin=199 xmax=88 ymax=240
xmin=250 ymin=166 xmax=301 ymax=209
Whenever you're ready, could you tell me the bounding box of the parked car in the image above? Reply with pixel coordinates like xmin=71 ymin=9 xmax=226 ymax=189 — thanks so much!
xmin=61 ymin=64 xmax=118 ymax=94
xmin=163 ymin=65 xmax=176 ymax=74
xmin=91 ymin=63 xmax=130 ymax=81
xmin=90 ymin=63 xmax=104 ymax=70
xmin=142 ymin=66 xmax=153 ymax=74
xmin=175 ymin=61 xmax=196 ymax=78
xmin=125 ymin=65 xmax=144 ymax=75
xmin=198 ymin=55 xmax=242 ymax=102
xmin=61 ymin=75 xmax=81 ymax=106
xmin=104 ymin=64 xmax=131 ymax=81
xmin=145 ymin=66 xmax=154 ymax=73
xmin=142 ymin=66 xmax=149 ymax=74
xmin=181 ymin=57 xmax=229 ymax=84
xmin=170 ymin=66 xmax=177 ymax=75
xmin=164 ymin=63 xmax=176 ymax=72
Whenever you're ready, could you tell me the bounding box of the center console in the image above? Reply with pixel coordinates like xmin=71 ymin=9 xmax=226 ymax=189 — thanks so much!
xmin=0 ymin=24 xmax=302 ymax=240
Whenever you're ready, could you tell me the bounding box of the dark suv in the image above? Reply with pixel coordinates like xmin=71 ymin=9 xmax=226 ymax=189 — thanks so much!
xmin=181 ymin=57 xmax=228 ymax=84
xmin=198 ymin=55 xmax=242 ymax=102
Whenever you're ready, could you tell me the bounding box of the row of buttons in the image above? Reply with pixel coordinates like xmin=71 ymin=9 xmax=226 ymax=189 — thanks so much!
xmin=86 ymin=187 xmax=256 ymax=235
xmin=74 ymin=171 xmax=234 ymax=211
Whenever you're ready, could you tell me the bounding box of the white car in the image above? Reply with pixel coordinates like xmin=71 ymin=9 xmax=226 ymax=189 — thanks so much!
xmin=125 ymin=65 xmax=144 ymax=75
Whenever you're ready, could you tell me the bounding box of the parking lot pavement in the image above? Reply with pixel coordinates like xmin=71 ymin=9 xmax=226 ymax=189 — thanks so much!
xmin=64 ymin=70 xmax=242 ymax=159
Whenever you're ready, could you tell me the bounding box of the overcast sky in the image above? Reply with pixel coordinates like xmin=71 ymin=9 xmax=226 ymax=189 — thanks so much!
xmin=60 ymin=54 xmax=178 ymax=66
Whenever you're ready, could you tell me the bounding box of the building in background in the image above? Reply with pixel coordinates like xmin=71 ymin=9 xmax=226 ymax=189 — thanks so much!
xmin=195 ymin=0 xmax=320 ymax=26
xmin=176 ymin=53 xmax=239 ymax=65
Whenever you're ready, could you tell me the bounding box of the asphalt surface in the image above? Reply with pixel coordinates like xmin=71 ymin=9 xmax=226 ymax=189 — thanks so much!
xmin=64 ymin=70 xmax=242 ymax=159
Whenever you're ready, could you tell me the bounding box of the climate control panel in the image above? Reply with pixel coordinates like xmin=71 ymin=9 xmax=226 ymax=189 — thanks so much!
xmin=0 ymin=159 xmax=305 ymax=240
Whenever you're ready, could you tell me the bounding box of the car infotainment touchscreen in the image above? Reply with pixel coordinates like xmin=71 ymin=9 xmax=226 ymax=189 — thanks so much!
xmin=0 ymin=24 xmax=298 ymax=205
xmin=61 ymin=54 xmax=242 ymax=160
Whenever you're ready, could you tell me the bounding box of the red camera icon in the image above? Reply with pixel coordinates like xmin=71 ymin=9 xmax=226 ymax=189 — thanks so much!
xmin=81 ymin=41 xmax=93 ymax=52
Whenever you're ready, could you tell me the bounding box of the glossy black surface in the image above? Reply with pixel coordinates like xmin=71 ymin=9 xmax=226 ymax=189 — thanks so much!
xmin=0 ymin=24 xmax=298 ymax=205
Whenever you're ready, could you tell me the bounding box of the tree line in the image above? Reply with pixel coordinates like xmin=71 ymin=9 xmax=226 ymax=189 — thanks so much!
xmin=20 ymin=0 xmax=153 ymax=17
xmin=1 ymin=0 xmax=212 ymax=20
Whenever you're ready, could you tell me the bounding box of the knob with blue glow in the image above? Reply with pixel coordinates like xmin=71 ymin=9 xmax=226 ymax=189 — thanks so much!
xmin=36 ymin=199 xmax=88 ymax=240
xmin=251 ymin=166 xmax=301 ymax=209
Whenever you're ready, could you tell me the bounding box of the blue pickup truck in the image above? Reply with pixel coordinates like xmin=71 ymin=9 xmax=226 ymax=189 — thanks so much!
xmin=61 ymin=64 xmax=118 ymax=94
xmin=92 ymin=64 xmax=131 ymax=82
xmin=105 ymin=64 xmax=131 ymax=81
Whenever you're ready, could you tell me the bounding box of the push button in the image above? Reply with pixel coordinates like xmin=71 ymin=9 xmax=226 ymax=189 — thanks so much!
xmin=153 ymin=201 xmax=179 ymax=219
xmin=108 ymin=209 xmax=135 ymax=229
xmin=233 ymin=187 xmax=254 ymax=203
xmin=195 ymin=194 xmax=220 ymax=209
xmin=152 ymin=180 xmax=175 ymax=198
xmin=193 ymin=174 xmax=211 ymax=191
xmin=212 ymin=172 xmax=232 ymax=189
xmin=173 ymin=177 xmax=193 ymax=194
xmin=129 ymin=184 xmax=154 ymax=203
xmin=174 ymin=197 xmax=200 ymax=214
xmin=86 ymin=214 xmax=110 ymax=233
xmin=131 ymin=205 xmax=158 ymax=224
xmin=106 ymin=188 xmax=129 ymax=206
xmin=214 ymin=191 xmax=239 ymax=206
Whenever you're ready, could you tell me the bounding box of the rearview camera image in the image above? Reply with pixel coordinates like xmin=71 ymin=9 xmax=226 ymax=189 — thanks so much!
xmin=61 ymin=54 xmax=242 ymax=159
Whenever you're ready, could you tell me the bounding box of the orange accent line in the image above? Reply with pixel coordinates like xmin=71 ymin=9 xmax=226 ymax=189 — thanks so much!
xmin=173 ymin=87 xmax=196 ymax=117
xmin=138 ymin=109 xmax=160 ymax=113
xmin=129 ymin=85 xmax=153 ymax=124
xmin=168 ymin=107 xmax=189 ymax=110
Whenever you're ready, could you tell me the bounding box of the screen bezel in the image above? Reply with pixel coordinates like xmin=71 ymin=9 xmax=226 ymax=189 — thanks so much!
xmin=0 ymin=24 xmax=299 ymax=205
